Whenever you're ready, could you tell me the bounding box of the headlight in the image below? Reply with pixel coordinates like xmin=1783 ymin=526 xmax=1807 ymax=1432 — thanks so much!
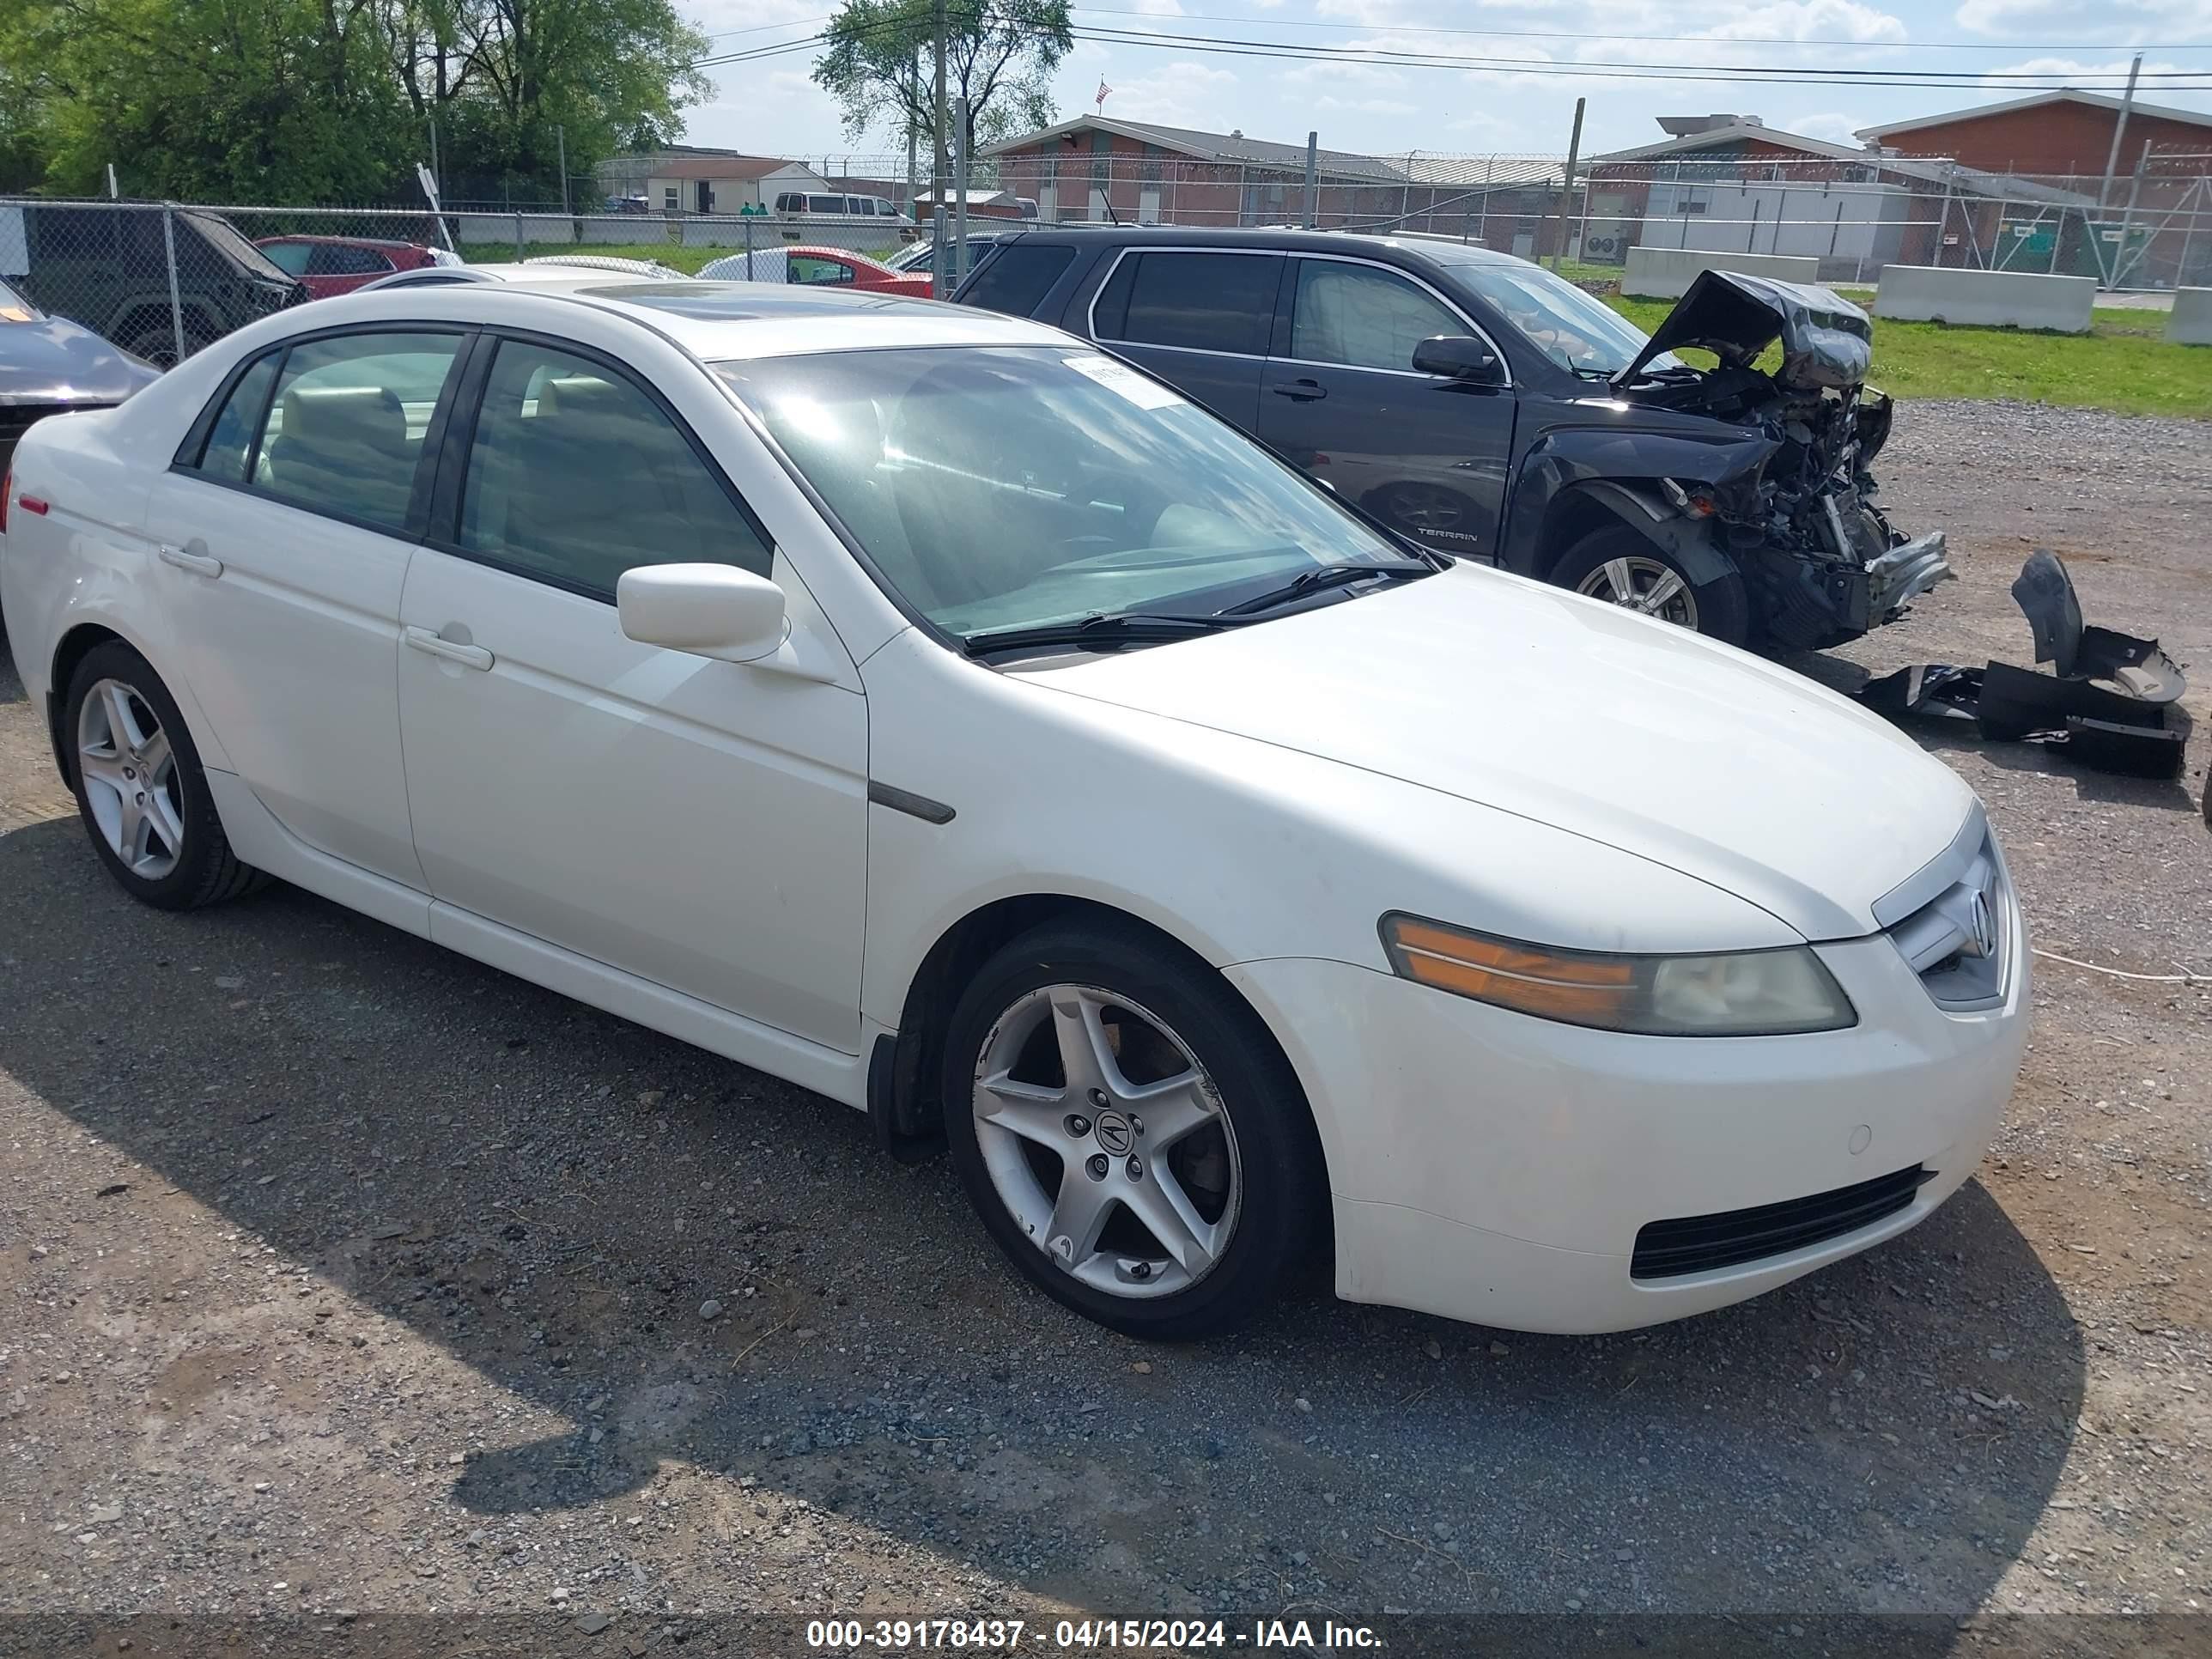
xmin=1378 ymin=914 xmax=1856 ymax=1036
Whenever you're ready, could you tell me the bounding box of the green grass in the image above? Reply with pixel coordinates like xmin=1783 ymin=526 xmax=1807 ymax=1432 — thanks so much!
xmin=1607 ymin=295 xmax=2212 ymax=418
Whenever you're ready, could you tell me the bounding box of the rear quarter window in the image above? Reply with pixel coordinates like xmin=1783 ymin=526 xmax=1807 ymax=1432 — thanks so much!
xmin=959 ymin=243 xmax=1075 ymax=316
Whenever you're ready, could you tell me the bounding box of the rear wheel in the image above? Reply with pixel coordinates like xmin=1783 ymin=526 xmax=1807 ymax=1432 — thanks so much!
xmin=64 ymin=641 xmax=261 ymax=909
xmin=941 ymin=921 xmax=1325 ymax=1340
xmin=121 ymin=323 xmax=212 ymax=368
xmin=1552 ymin=522 xmax=1750 ymax=647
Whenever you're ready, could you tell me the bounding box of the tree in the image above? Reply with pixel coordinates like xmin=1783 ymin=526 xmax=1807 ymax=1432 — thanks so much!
xmin=811 ymin=0 xmax=1070 ymax=155
xmin=0 ymin=0 xmax=709 ymax=202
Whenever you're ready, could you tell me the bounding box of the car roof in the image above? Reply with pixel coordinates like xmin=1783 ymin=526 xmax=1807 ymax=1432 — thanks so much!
xmin=257 ymin=234 xmax=423 ymax=248
xmin=991 ymin=222 xmax=1533 ymax=269
xmin=561 ymin=282 xmax=1067 ymax=360
xmin=359 ymin=264 xmax=665 ymax=293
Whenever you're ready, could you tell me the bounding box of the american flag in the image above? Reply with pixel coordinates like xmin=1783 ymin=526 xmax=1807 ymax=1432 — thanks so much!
xmin=1095 ymin=79 xmax=1112 ymax=111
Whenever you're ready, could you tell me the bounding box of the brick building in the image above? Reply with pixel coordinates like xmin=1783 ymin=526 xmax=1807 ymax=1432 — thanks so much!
xmin=976 ymin=117 xmax=1569 ymax=254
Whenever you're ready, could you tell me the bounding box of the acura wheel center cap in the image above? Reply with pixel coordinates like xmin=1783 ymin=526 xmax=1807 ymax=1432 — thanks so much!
xmin=1094 ymin=1110 xmax=1135 ymax=1157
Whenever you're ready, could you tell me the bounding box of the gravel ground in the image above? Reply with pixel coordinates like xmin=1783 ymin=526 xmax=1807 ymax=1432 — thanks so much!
xmin=3 ymin=400 xmax=2211 ymax=1651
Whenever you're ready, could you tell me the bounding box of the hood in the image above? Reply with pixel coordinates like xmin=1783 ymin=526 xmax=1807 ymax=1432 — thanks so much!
xmin=1024 ymin=567 xmax=1973 ymax=941
xmin=1615 ymin=269 xmax=1872 ymax=392
xmin=0 ymin=313 xmax=163 ymax=407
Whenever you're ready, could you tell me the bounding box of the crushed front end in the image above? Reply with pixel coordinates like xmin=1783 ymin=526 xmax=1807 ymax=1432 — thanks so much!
xmin=1614 ymin=270 xmax=1954 ymax=651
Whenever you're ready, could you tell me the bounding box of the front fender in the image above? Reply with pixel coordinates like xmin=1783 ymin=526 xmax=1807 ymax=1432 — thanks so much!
xmin=1501 ymin=419 xmax=1775 ymax=577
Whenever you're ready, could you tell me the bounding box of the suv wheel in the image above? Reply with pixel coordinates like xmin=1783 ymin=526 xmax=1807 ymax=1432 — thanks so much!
xmin=1553 ymin=523 xmax=1750 ymax=647
xmin=122 ymin=324 xmax=212 ymax=368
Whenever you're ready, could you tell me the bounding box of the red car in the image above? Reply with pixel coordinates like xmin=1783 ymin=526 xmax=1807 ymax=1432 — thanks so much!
xmin=254 ymin=236 xmax=454 ymax=301
xmin=696 ymin=245 xmax=934 ymax=298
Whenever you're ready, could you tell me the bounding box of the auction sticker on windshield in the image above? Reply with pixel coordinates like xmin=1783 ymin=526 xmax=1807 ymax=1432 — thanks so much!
xmin=1062 ymin=353 xmax=1182 ymax=410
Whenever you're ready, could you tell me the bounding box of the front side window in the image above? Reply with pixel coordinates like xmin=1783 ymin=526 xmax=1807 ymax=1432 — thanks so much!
xmin=788 ymin=255 xmax=854 ymax=286
xmin=1091 ymin=252 xmax=1280 ymax=357
xmin=1290 ymin=260 xmax=1468 ymax=374
xmin=457 ymin=339 xmax=770 ymax=596
xmin=721 ymin=345 xmax=1411 ymax=641
xmin=260 ymin=241 xmax=313 ymax=276
xmin=252 ymin=332 xmax=462 ymax=530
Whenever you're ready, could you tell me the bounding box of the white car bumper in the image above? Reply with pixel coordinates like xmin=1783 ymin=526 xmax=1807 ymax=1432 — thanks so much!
xmin=1224 ymin=897 xmax=2027 ymax=1334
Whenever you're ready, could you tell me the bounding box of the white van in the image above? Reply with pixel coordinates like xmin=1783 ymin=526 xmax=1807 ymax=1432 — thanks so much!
xmin=770 ymin=192 xmax=915 ymax=241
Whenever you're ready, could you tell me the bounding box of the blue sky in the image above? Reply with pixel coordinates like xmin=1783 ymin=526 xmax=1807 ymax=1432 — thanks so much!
xmin=679 ymin=0 xmax=2212 ymax=167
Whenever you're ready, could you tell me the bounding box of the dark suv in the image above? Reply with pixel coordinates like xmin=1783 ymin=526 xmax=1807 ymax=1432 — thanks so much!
xmin=953 ymin=227 xmax=1948 ymax=649
xmin=6 ymin=202 xmax=304 ymax=367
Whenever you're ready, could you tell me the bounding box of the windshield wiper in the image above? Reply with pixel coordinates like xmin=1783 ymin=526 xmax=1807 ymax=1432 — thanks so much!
xmin=1217 ymin=560 xmax=1435 ymax=617
xmin=962 ymin=611 xmax=1237 ymax=659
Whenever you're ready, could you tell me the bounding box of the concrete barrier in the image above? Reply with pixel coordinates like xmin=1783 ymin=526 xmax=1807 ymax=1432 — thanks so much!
xmin=1874 ymin=265 xmax=2095 ymax=332
xmin=453 ymin=213 xmax=577 ymax=247
xmin=1622 ymin=247 xmax=1820 ymax=300
xmin=580 ymin=216 xmax=674 ymax=246
xmin=2168 ymin=288 xmax=2212 ymax=345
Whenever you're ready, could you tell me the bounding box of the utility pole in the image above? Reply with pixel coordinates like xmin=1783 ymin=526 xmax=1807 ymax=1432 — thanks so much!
xmin=954 ymin=94 xmax=972 ymax=287
xmin=1302 ymin=131 xmax=1318 ymax=228
xmin=556 ymin=125 xmax=571 ymax=216
xmin=1553 ymin=96 xmax=1585 ymax=272
xmin=2100 ymin=53 xmax=2142 ymax=209
xmin=933 ymin=0 xmax=950 ymax=295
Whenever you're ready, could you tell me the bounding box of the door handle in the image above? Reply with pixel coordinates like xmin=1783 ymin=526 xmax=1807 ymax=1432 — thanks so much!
xmin=159 ymin=544 xmax=223 ymax=578
xmin=404 ymin=626 xmax=495 ymax=672
xmin=1270 ymin=380 xmax=1327 ymax=402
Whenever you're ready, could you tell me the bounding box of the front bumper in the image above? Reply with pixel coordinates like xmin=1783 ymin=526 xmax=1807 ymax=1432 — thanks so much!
xmin=1224 ymin=892 xmax=2027 ymax=1334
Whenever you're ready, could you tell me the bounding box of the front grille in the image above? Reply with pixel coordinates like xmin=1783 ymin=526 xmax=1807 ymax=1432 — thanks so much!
xmin=1887 ymin=834 xmax=2008 ymax=1010
xmin=1631 ymin=1164 xmax=1933 ymax=1279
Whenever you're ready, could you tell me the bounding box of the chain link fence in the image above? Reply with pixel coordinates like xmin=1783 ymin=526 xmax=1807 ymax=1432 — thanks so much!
xmin=9 ymin=144 xmax=2209 ymax=371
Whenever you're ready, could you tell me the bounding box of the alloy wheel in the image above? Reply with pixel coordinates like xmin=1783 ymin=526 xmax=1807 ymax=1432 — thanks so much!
xmin=1575 ymin=554 xmax=1701 ymax=629
xmin=76 ymin=678 xmax=185 ymax=879
xmin=970 ymin=984 xmax=1243 ymax=1300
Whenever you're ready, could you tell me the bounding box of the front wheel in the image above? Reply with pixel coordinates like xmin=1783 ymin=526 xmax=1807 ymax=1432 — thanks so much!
xmin=1552 ymin=523 xmax=1749 ymax=647
xmin=941 ymin=921 xmax=1326 ymax=1340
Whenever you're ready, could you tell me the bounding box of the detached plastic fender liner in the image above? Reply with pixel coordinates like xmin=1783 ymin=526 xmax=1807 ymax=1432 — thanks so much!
xmin=1559 ymin=479 xmax=1740 ymax=588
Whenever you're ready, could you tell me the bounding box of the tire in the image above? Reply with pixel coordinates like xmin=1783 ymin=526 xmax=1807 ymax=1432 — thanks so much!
xmin=1551 ymin=521 xmax=1751 ymax=647
xmin=121 ymin=324 xmax=211 ymax=369
xmin=940 ymin=920 xmax=1327 ymax=1340
xmin=64 ymin=641 xmax=263 ymax=909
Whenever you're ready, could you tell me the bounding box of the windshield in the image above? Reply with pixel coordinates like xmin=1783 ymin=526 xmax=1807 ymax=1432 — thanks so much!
xmin=1453 ymin=261 xmax=1674 ymax=376
xmin=719 ymin=346 xmax=1413 ymax=641
xmin=0 ymin=276 xmax=33 ymax=318
xmin=185 ymin=212 xmax=294 ymax=283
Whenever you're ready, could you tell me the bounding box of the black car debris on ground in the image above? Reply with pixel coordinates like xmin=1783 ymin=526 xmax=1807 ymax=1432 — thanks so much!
xmin=0 ymin=275 xmax=160 ymax=483
xmin=953 ymin=227 xmax=1951 ymax=651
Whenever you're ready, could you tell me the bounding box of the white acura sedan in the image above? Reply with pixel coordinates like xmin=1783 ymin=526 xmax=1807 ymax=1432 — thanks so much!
xmin=0 ymin=280 xmax=2027 ymax=1340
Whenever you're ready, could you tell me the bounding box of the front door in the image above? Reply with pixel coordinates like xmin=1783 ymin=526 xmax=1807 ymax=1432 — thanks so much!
xmin=1079 ymin=248 xmax=1283 ymax=434
xmin=396 ymin=334 xmax=868 ymax=1051
xmin=1255 ymin=256 xmax=1516 ymax=561
xmin=147 ymin=327 xmax=469 ymax=884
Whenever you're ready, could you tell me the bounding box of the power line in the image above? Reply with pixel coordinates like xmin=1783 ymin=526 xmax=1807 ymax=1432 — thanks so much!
xmin=1073 ymin=3 xmax=2210 ymax=54
xmin=696 ymin=15 xmax=2212 ymax=88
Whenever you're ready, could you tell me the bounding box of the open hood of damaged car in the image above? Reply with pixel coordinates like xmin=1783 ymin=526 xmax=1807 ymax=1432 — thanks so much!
xmin=1613 ymin=270 xmax=1873 ymax=392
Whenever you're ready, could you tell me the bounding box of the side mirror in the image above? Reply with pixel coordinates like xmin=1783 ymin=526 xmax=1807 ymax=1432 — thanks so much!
xmin=1411 ymin=335 xmax=1505 ymax=386
xmin=617 ymin=562 xmax=787 ymax=664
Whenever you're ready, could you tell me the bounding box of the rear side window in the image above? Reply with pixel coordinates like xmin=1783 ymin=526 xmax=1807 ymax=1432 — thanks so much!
xmin=455 ymin=339 xmax=771 ymax=596
xmin=1091 ymin=252 xmax=1281 ymax=356
xmin=775 ymin=193 xmax=801 ymax=213
xmin=191 ymin=355 xmax=280 ymax=483
xmin=961 ymin=243 xmax=1074 ymax=316
xmin=261 ymin=242 xmax=312 ymax=276
xmin=253 ymin=332 xmax=464 ymax=531
xmin=307 ymin=243 xmax=394 ymax=276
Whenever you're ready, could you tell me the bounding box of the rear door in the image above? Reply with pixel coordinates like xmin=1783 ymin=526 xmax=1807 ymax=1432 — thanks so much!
xmin=1255 ymin=253 xmax=1516 ymax=561
xmin=1079 ymin=248 xmax=1282 ymax=434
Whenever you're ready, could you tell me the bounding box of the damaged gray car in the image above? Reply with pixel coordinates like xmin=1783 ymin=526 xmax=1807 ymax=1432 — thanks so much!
xmin=954 ymin=229 xmax=1951 ymax=649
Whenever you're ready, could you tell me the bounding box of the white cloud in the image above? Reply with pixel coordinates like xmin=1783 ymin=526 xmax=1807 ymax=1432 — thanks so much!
xmin=1106 ymin=60 xmax=1240 ymax=125
xmin=1317 ymin=94 xmax=1422 ymax=113
xmin=1123 ymin=0 xmax=1187 ymax=15
xmin=1783 ymin=109 xmax=1873 ymax=143
xmin=1954 ymin=0 xmax=2212 ymax=40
